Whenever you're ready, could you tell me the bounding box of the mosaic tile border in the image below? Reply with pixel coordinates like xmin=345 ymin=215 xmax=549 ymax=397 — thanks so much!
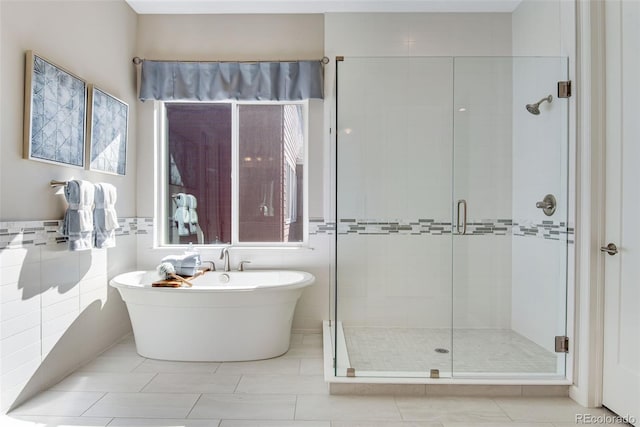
xmin=310 ymin=218 xmax=574 ymax=243
xmin=0 ymin=218 xmax=153 ymax=250
xmin=513 ymin=220 xmax=574 ymax=243
xmin=309 ymin=218 xmax=335 ymax=235
xmin=0 ymin=216 xmax=572 ymax=249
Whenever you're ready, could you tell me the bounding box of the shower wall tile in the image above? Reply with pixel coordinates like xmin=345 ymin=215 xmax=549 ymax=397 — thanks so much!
xmin=336 ymin=57 xmax=453 ymax=222
xmin=453 ymin=57 xmax=513 ymax=221
xmin=511 ymin=237 xmax=567 ymax=353
xmin=453 ymin=235 xmax=513 ymax=329
xmin=336 ymin=233 xmax=509 ymax=329
xmin=325 ymin=13 xmax=512 ymax=58
xmin=335 ymin=237 xmax=367 ymax=298
xmin=332 ymin=217 xmax=568 ymax=330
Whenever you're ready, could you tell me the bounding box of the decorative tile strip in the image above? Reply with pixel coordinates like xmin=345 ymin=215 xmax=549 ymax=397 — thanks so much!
xmin=512 ymin=219 xmax=573 ymax=242
xmin=0 ymin=220 xmax=62 ymax=249
xmin=134 ymin=217 xmax=154 ymax=235
xmin=0 ymin=217 xmax=146 ymax=250
xmin=335 ymin=219 xmax=454 ymax=235
xmin=309 ymin=218 xmax=575 ymax=242
xmin=0 ymin=217 xmax=574 ymax=249
xmin=310 ymin=218 xmax=335 ymax=235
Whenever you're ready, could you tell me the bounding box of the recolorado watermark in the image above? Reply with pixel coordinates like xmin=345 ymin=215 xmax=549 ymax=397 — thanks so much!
xmin=576 ymin=413 xmax=637 ymax=425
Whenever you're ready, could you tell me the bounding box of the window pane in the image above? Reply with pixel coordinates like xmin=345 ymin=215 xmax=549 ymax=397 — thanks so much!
xmin=166 ymin=103 xmax=232 ymax=244
xmin=238 ymin=104 xmax=305 ymax=243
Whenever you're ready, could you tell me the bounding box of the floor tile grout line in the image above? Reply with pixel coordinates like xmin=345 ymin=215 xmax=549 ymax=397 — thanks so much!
xmin=492 ymin=396 xmax=517 ymax=421
xmin=129 ymin=356 xmax=147 ymax=373
xmin=392 ymin=394 xmax=407 ymax=421
xmin=232 ymin=374 xmax=243 ymax=393
xmin=293 ymin=394 xmax=298 ymax=420
xmin=184 ymin=392 xmax=203 ymax=419
xmin=79 ymin=391 xmax=108 ymax=417
xmin=138 ymin=372 xmax=159 ymax=392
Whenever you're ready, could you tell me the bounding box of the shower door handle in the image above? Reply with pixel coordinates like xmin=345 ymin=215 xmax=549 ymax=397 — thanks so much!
xmin=457 ymin=199 xmax=467 ymax=235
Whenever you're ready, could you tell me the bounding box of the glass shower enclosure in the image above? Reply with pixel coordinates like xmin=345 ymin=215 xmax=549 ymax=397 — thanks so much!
xmin=333 ymin=56 xmax=569 ymax=379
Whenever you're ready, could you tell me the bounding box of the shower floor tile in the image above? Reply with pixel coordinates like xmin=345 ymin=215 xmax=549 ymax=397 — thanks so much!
xmin=342 ymin=327 xmax=558 ymax=374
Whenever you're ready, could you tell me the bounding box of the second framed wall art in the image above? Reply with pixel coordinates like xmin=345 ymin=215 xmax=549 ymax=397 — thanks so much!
xmin=87 ymin=85 xmax=129 ymax=176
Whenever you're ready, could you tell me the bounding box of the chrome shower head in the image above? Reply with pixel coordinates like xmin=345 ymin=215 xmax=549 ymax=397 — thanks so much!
xmin=526 ymin=95 xmax=553 ymax=115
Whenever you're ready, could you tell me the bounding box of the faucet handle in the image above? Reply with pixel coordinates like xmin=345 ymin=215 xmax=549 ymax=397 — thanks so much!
xmin=219 ymin=247 xmax=226 ymax=260
xmin=238 ymin=261 xmax=251 ymax=272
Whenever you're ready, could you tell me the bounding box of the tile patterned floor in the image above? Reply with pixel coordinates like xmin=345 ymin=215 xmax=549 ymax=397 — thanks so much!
xmin=344 ymin=327 xmax=558 ymax=374
xmin=3 ymin=333 xmax=626 ymax=427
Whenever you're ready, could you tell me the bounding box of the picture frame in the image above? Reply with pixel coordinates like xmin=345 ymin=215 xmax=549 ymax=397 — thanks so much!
xmin=87 ymin=85 xmax=128 ymax=176
xmin=23 ymin=51 xmax=87 ymax=167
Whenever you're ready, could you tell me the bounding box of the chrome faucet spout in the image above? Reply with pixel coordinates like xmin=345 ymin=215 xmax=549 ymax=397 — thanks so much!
xmin=219 ymin=247 xmax=231 ymax=272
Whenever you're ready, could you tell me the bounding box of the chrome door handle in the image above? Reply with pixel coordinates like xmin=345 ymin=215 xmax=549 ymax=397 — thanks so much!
xmin=456 ymin=199 xmax=467 ymax=235
xmin=600 ymin=243 xmax=618 ymax=255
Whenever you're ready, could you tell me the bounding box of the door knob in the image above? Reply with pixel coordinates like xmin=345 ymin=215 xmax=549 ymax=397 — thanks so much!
xmin=600 ymin=243 xmax=618 ymax=255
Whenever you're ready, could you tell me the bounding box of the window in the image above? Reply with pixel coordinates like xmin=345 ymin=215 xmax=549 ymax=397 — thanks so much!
xmin=160 ymin=101 xmax=308 ymax=246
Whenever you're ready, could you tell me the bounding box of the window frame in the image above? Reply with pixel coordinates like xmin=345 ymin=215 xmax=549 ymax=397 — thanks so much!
xmin=155 ymin=99 xmax=310 ymax=248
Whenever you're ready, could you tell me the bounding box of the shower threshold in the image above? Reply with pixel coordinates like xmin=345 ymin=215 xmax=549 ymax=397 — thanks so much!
xmin=323 ymin=321 xmax=571 ymax=393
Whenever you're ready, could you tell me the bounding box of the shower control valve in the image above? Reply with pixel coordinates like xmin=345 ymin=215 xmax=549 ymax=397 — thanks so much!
xmin=536 ymin=194 xmax=557 ymax=216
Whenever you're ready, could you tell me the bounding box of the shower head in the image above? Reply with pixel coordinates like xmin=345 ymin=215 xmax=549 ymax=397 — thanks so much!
xmin=526 ymin=95 xmax=553 ymax=115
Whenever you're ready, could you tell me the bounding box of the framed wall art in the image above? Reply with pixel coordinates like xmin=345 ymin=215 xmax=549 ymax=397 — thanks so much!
xmin=87 ymin=85 xmax=128 ymax=176
xmin=23 ymin=50 xmax=87 ymax=167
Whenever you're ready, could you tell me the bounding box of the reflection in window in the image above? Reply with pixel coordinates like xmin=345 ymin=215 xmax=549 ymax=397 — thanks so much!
xmin=238 ymin=105 xmax=304 ymax=243
xmin=164 ymin=102 xmax=306 ymax=245
xmin=166 ymin=103 xmax=232 ymax=244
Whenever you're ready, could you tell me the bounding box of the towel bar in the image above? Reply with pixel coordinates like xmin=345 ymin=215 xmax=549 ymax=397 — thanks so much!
xmin=50 ymin=180 xmax=68 ymax=187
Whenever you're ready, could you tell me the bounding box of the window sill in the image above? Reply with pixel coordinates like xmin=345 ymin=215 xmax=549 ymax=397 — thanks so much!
xmin=152 ymin=244 xmax=315 ymax=251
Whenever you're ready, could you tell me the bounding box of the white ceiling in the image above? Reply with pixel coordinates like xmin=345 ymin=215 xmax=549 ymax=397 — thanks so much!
xmin=125 ymin=0 xmax=522 ymax=14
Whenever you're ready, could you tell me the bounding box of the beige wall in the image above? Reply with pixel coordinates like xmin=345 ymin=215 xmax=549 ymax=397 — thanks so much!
xmin=1 ymin=0 xmax=138 ymax=220
xmin=0 ymin=0 xmax=138 ymax=412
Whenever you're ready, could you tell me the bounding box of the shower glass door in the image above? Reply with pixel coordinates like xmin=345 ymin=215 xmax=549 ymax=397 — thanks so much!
xmin=334 ymin=56 xmax=569 ymax=379
xmin=451 ymin=57 xmax=569 ymax=378
xmin=335 ymin=57 xmax=455 ymax=378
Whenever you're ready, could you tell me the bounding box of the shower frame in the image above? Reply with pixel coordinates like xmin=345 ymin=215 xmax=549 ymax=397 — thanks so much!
xmin=330 ymin=55 xmax=572 ymax=384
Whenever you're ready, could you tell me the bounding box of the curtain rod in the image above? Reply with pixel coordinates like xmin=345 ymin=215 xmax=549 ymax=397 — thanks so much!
xmin=132 ymin=56 xmax=330 ymax=65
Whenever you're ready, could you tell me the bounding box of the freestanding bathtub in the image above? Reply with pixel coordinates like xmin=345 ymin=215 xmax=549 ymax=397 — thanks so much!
xmin=109 ymin=270 xmax=315 ymax=362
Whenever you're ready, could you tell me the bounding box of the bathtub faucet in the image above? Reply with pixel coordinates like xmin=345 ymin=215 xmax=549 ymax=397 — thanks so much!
xmin=219 ymin=247 xmax=231 ymax=272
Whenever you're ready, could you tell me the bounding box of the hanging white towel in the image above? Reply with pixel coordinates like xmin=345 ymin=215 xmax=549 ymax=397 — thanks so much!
xmin=60 ymin=180 xmax=95 ymax=251
xmin=94 ymin=183 xmax=118 ymax=249
xmin=173 ymin=193 xmax=190 ymax=236
xmin=186 ymin=194 xmax=199 ymax=235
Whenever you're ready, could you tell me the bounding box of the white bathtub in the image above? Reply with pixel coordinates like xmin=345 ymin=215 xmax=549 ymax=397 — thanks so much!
xmin=109 ymin=270 xmax=315 ymax=362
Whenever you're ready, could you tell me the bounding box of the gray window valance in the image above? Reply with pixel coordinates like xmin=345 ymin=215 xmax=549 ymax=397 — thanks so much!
xmin=139 ymin=59 xmax=324 ymax=101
